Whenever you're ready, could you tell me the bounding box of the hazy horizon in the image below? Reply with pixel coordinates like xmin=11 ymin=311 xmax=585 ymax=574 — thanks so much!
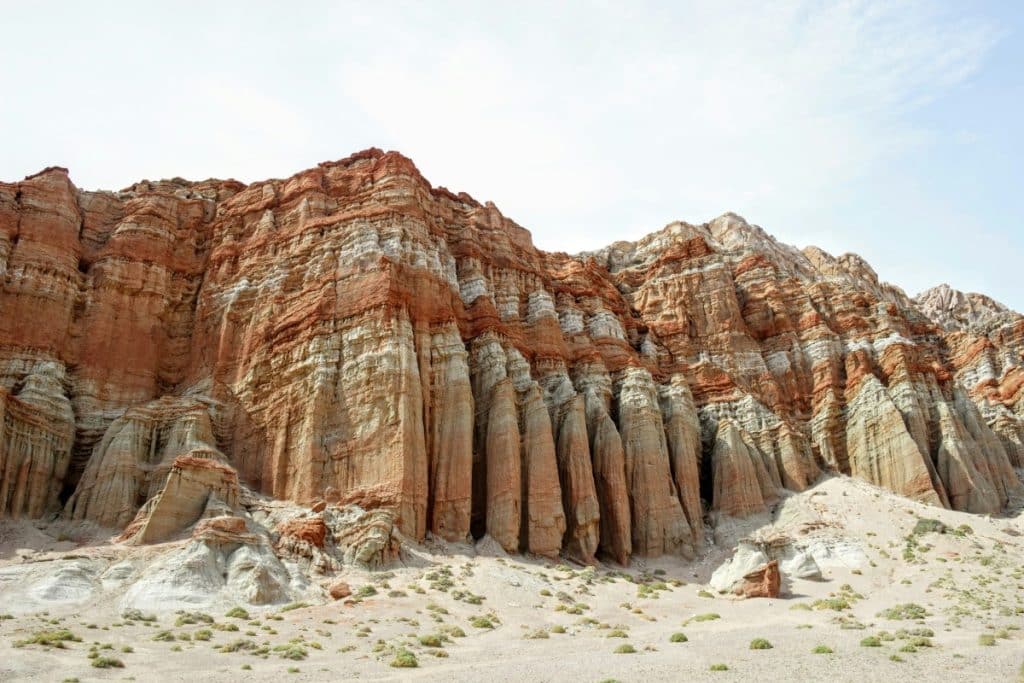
xmin=2 ymin=1 xmax=1022 ymax=310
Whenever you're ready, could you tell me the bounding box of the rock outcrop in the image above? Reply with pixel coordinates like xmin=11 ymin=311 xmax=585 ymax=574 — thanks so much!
xmin=735 ymin=560 xmax=781 ymax=599
xmin=0 ymin=150 xmax=1021 ymax=564
xmin=119 ymin=453 xmax=240 ymax=545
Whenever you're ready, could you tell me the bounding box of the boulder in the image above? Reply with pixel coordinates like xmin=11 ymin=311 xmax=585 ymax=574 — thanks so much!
xmin=735 ymin=560 xmax=780 ymax=598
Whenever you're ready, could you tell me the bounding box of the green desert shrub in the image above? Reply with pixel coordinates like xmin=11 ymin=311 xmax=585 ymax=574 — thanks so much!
xmin=912 ymin=518 xmax=946 ymax=536
xmin=174 ymin=612 xmax=213 ymax=627
xmin=14 ymin=629 xmax=81 ymax=648
xmin=91 ymin=656 xmax=124 ymax=668
xmin=441 ymin=625 xmax=466 ymax=638
xmin=418 ymin=634 xmax=443 ymax=647
xmin=121 ymin=609 xmax=157 ymax=623
xmin=470 ymin=616 xmax=494 ymax=629
xmin=813 ymin=598 xmax=850 ymax=611
xmin=692 ymin=613 xmax=721 ymax=622
xmin=750 ymin=638 xmax=773 ymax=650
xmin=390 ymin=648 xmax=418 ymax=668
xmin=877 ymin=603 xmax=928 ymax=620
xmin=218 ymin=639 xmax=258 ymax=653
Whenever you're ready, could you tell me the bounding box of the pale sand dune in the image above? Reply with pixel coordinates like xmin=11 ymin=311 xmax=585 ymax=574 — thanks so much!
xmin=1 ymin=474 xmax=1022 ymax=682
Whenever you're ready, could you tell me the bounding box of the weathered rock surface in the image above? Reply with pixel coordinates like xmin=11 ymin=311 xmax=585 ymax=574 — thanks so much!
xmin=120 ymin=453 xmax=240 ymax=545
xmin=1 ymin=150 xmax=1022 ymax=564
xmin=735 ymin=559 xmax=781 ymax=598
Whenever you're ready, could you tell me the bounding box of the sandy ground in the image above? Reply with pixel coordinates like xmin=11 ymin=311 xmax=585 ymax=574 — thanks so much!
xmin=1 ymin=475 xmax=1022 ymax=683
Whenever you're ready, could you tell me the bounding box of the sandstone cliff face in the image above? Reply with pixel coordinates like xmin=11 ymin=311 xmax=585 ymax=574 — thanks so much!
xmin=1 ymin=150 xmax=1021 ymax=562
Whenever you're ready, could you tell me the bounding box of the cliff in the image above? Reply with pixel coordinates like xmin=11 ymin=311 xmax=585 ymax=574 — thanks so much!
xmin=1 ymin=149 xmax=1021 ymax=563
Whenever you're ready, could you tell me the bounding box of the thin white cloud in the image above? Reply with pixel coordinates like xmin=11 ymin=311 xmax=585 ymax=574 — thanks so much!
xmin=0 ymin=1 xmax=1016 ymax=307
xmin=328 ymin=1 xmax=999 ymax=254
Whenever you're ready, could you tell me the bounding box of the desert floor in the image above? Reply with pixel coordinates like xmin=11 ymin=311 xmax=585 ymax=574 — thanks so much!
xmin=2 ymin=475 xmax=1022 ymax=682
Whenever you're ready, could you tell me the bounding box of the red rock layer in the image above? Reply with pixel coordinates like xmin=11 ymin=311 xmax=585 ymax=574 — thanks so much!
xmin=1 ymin=150 xmax=1022 ymax=562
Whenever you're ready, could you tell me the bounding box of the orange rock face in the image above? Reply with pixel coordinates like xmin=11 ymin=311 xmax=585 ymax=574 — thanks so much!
xmin=1 ymin=150 xmax=1022 ymax=562
xmin=277 ymin=517 xmax=328 ymax=549
xmin=735 ymin=560 xmax=781 ymax=599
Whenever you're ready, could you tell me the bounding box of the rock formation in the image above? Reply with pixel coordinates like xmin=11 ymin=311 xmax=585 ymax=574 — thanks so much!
xmin=0 ymin=149 xmax=1022 ymax=565
xmin=735 ymin=560 xmax=781 ymax=599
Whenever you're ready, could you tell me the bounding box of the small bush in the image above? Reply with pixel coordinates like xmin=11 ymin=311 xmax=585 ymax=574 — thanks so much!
xmin=813 ymin=598 xmax=850 ymax=611
xmin=613 ymin=643 xmax=636 ymax=654
xmin=692 ymin=613 xmax=721 ymax=622
xmin=121 ymin=609 xmax=157 ymax=623
xmin=607 ymin=629 xmax=628 ymax=638
xmin=550 ymin=625 xmax=566 ymax=634
xmin=225 ymin=607 xmax=249 ymax=619
xmin=710 ymin=664 xmax=728 ymax=671
xmin=877 ymin=603 xmax=928 ymax=620
xmin=861 ymin=636 xmax=882 ymax=647
xmin=470 ymin=616 xmax=494 ymax=629
xmin=912 ymin=518 xmax=946 ymax=536
xmin=812 ymin=645 xmax=833 ymax=654
xmin=14 ymin=629 xmax=82 ymax=648
xmin=279 ymin=602 xmax=309 ymax=612
xmin=91 ymin=656 xmax=124 ymax=669
xmin=669 ymin=632 xmax=688 ymax=643
xmin=390 ymin=648 xmax=418 ymax=668
xmin=218 ymin=639 xmax=258 ymax=653
xmin=418 ymin=634 xmax=443 ymax=647
xmin=749 ymin=638 xmax=773 ymax=650
xmin=194 ymin=629 xmax=212 ymax=641
xmin=979 ymin=634 xmax=997 ymax=646
xmin=174 ymin=612 xmax=213 ymax=627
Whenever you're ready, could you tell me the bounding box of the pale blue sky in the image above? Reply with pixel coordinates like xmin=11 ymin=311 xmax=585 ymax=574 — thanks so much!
xmin=2 ymin=1 xmax=1021 ymax=310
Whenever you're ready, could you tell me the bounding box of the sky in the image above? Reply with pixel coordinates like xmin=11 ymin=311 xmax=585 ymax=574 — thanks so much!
xmin=2 ymin=1 xmax=1022 ymax=311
